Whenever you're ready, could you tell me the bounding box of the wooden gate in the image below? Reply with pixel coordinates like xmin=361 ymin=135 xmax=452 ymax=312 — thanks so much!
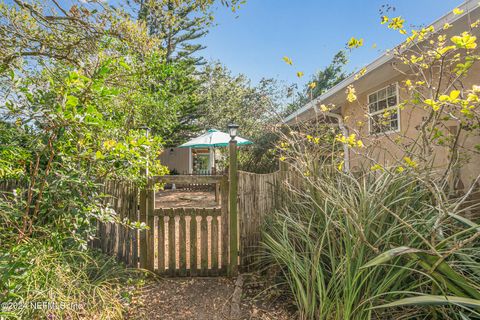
xmin=140 ymin=175 xmax=230 ymax=276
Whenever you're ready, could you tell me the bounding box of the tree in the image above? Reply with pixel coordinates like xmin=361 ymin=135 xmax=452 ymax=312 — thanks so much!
xmin=135 ymin=0 xmax=244 ymax=63
xmin=196 ymin=62 xmax=283 ymax=172
xmin=284 ymin=50 xmax=349 ymax=115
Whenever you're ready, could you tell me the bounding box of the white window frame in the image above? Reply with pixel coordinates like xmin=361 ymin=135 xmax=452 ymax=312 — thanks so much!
xmin=367 ymin=82 xmax=401 ymax=135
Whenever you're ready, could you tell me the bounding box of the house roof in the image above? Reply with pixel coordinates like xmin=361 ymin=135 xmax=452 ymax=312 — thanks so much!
xmin=283 ymin=0 xmax=480 ymax=124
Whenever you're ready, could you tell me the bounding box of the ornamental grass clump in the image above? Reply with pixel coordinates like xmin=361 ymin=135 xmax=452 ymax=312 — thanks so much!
xmin=260 ymin=156 xmax=480 ymax=319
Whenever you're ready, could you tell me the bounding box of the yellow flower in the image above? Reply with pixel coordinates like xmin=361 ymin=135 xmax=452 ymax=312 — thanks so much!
xmin=354 ymin=67 xmax=367 ymax=80
xmin=467 ymin=93 xmax=479 ymax=103
xmin=437 ymin=45 xmax=456 ymax=55
xmin=103 ymin=140 xmax=116 ymax=150
xmin=320 ymin=104 xmax=330 ymax=112
xmin=346 ymin=85 xmax=357 ymax=102
xmin=405 ymin=79 xmax=412 ymax=88
xmin=347 ymin=37 xmax=364 ymax=48
xmin=471 ymin=20 xmax=480 ymax=28
xmin=371 ymin=164 xmax=384 ymax=171
xmin=279 ymin=142 xmax=289 ymax=150
xmin=443 ymin=23 xmax=452 ymax=30
xmin=452 ymin=8 xmax=464 ymax=15
xmin=381 ymin=16 xmax=389 ymax=24
xmin=282 ymin=56 xmax=293 ymax=65
xmin=403 ymin=156 xmax=418 ymax=168
xmin=424 ymin=99 xmax=440 ymax=111
xmin=308 ymin=82 xmax=317 ymax=89
xmin=451 ymin=32 xmax=477 ymax=49
xmin=439 ymin=95 xmax=450 ymax=102
xmin=449 ymin=90 xmax=461 ymax=101
xmin=337 ymin=161 xmax=344 ymax=171
xmin=356 ymin=140 xmax=364 ymax=148
xmin=388 ymin=16 xmax=405 ymax=32
xmin=410 ymin=54 xmax=424 ymax=64
xmin=296 ymin=71 xmax=304 ymax=78
xmin=279 ymin=156 xmax=286 ymax=162
xmin=396 ymin=166 xmax=405 ymax=173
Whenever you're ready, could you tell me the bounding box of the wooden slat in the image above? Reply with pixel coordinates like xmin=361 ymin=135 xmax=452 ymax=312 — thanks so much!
xmin=157 ymin=214 xmax=165 ymax=273
xmin=152 ymin=208 xmax=222 ymax=216
xmin=211 ymin=211 xmax=219 ymax=275
xmin=116 ymin=183 xmax=125 ymax=261
xmin=147 ymin=179 xmax=155 ymax=271
xmin=132 ymin=185 xmax=139 ymax=268
xmin=139 ymin=188 xmax=147 ymax=269
xmin=220 ymin=175 xmax=229 ymax=273
xmin=179 ymin=209 xmax=187 ymax=276
xmin=168 ymin=211 xmax=176 ymax=275
xmin=147 ymin=213 xmax=155 ymax=271
xmin=152 ymin=175 xmax=224 ymax=184
xmin=200 ymin=209 xmax=208 ymax=275
xmin=190 ymin=210 xmax=198 ymax=276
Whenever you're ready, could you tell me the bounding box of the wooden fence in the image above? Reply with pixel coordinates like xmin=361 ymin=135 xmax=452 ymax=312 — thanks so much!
xmin=150 ymin=207 xmax=226 ymax=276
xmin=92 ymin=175 xmax=230 ymax=276
xmin=237 ymin=162 xmax=304 ymax=270
xmin=237 ymin=171 xmax=279 ymax=269
xmin=94 ymin=181 xmax=139 ymax=267
xmin=1 ymin=163 xmax=301 ymax=276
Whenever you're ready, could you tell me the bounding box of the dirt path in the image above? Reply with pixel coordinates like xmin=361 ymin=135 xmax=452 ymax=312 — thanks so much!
xmin=127 ymin=277 xmax=292 ymax=320
xmin=156 ymin=190 xmax=219 ymax=208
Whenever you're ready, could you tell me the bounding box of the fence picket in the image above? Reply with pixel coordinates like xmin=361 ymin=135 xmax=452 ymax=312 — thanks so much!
xmin=200 ymin=210 xmax=208 ymax=275
xmin=168 ymin=211 xmax=176 ymax=275
xmin=157 ymin=214 xmax=165 ymax=273
xmin=179 ymin=210 xmax=187 ymax=276
xmin=211 ymin=211 xmax=219 ymax=275
xmin=190 ymin=210 xmax=198 ymax=276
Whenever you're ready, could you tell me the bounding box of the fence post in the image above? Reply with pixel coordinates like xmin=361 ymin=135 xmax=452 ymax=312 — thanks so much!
xmin=139 ymin=185 xmax=147 ymax=269
xmin=146 ymin=178 xmax=155 ymax=271
xmin=228 ymin=138 xmax=238 ymax=276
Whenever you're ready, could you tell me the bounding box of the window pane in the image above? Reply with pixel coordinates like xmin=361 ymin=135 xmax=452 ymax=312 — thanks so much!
xmin=378 ymin=88 xmax=386 ymax=100
xmin=378 ymin=99 xmax=387 ymax=110
xmin=391 ymin=120 xmax=398 ymax=130
xmin=388 ymin=96 xmax=397 ymax=107
xmin=387 ymin=84 xmax=396 ymax=97
xmin=369 ymin=102 xmax=378 ymax=113
xmin=368 ymin=92 xmax=377 ymax=103
xmin=369 ymin=108 xmax=399 ymax=134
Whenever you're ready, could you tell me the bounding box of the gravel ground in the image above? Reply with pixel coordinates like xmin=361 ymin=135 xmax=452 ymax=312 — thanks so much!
xmin=126 ymin=276 xmax=293 ymax=320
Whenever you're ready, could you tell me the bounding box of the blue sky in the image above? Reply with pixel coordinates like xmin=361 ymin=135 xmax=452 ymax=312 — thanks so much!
xmin=199 ymin=0 xmax=463 ymax=87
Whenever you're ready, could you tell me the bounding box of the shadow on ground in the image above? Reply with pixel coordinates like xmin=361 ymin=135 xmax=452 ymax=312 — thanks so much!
xmin=127 ymin=276 xmax=292 ymax=320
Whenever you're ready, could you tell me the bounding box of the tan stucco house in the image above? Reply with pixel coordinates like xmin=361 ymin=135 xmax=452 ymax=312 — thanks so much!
xmin=284 ymin=0 xmax=480 ymax=191
xmin=159 ymin=147 xmax=217 ymax=175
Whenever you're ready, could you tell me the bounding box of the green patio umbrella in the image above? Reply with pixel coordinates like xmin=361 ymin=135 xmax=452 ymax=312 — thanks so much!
xmin=178 ymin=129 xmax=253 ymax=148
xmin=178 ymin=129 xmax=253 ymax=173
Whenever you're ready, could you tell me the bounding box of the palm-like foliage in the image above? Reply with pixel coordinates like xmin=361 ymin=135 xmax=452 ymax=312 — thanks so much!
xmin=260 ymin=167 xmax=480 ymax=319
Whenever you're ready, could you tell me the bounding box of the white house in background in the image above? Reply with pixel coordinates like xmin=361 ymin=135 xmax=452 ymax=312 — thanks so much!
xmin=159 ymin=147 xmax=215 ymax=175
xmin=159 ymin=129 xmax=253 ymax=175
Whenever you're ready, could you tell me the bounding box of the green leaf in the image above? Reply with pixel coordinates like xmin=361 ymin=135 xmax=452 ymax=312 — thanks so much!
xmin=66 ymin=95 xmax=79 ymax=108
xmin=361 ymin=246 xmax=424 ymax=269
xmin=372 ymin=295 xmax=480 ymax=309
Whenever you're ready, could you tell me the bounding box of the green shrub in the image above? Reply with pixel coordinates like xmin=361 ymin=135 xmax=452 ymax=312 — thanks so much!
xmin=260 ymin=168 xmax=480 ymax=319
xmin=0 ymin=237 xmax=140 ymax=319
